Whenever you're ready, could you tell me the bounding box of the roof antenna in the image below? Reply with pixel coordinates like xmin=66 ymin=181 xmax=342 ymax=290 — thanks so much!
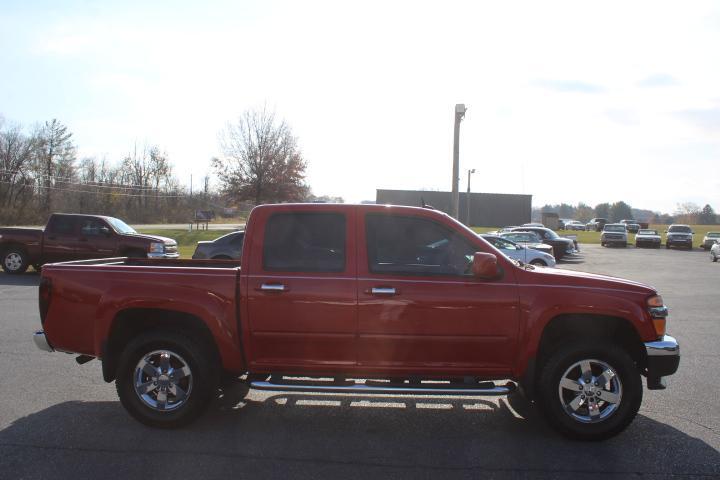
xmin=420 ymin=197 xmax=436 ymax=210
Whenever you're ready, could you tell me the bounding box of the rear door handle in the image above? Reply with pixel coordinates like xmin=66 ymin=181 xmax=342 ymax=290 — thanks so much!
xmin=257 ymin=283 xmax=288 ymax=292
xmin=370 ymin=287 xmax=396 ymax=296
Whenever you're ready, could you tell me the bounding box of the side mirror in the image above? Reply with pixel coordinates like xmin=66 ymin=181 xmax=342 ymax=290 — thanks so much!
xmin=100 ymin=226 xmax=111 ymax=236
xmin=472 ymin=252 xmax=500 ymax=279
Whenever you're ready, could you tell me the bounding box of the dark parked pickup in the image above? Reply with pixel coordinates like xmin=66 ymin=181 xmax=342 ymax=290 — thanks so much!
xmin=0 ymin=213 xmax=178 ymax=274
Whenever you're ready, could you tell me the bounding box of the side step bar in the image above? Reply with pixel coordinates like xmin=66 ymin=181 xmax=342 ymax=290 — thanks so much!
xmin=250 ymin=378 xmax=516 ymax=396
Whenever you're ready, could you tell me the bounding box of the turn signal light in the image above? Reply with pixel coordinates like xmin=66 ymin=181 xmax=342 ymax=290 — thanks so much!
xmin=647 ymin=295 xmax=668 ymax=337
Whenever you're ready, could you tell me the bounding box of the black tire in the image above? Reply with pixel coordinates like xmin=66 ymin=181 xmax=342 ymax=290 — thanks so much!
xmin=529 ymin=259 xmax=547 ymax=266
xmin=537 ymin=341 xmax=642 ymax=441
xmin=115 ymin=330 xmax=219 ymax=428
xmin=622 ymin=242 xmax=627 ymax=248
xmin=2 ymin=247 xmax=29 ymax=274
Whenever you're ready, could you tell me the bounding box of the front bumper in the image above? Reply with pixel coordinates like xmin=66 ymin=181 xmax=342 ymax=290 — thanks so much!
xmin=33 ymin=331 xmax=53 ymax=352
xmin=644 ymin=334 xmax=680 ymax=389
xmin=147 ymin=252 xmax=180 ymax=259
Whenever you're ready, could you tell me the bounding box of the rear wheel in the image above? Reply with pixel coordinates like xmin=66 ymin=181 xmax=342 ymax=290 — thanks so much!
xmin=115 ymin=330 xmax=218 ymax=428
xmin=2 ymin=248 xmax=29 ymax=274
xmin=529 ymin=259 xmax=547 ymax=266
xmin=537 ymin=341 xmax=642 ymax=440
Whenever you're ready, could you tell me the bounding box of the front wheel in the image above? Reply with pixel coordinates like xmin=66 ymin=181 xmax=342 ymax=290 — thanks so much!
xmin=529 ymin=259 xmax=547 ymax=266
xmin=537 ymin=342 xmax=642 ymax=440
xmin=115 ymin=330 xmax=218 ymax=428
xmin=2 ymin=248 xmax=29 ymax=274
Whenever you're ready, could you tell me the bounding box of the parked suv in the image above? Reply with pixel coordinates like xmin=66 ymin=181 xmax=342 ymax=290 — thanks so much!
xmin=601 ymin=224 xmax=628 ymax=247
xmin=665 ymin=225 xmax=694 ymax=250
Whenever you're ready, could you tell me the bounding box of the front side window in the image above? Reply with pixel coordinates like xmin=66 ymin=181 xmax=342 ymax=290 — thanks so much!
xmin=263 ymin=213 xmax=345 ymax=272
xmin=79 ymin=218 xmax=108 ymax=236
xmin=366 ymin=214 xmax=476 ymax=276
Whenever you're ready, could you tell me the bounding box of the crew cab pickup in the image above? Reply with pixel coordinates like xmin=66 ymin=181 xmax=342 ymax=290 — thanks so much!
xmin=0 ymin=213 xmax=178 ymax=274
xmin=33 ymin=204 xmax=680 ymax=440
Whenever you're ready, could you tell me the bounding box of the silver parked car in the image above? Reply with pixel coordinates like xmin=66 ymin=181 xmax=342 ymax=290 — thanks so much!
xmin=192 ymin=231 xmax=245 ymax=260
xmin=498 ymin=231 xmax=555 ymax=257
xmin=635 ymin=229 xmax=662 ymax=248
xmin=564 ymin=220 xmax=585 ymax=231
xmin=481 ymin=234 xmax=556 ymax=267
xmin=601 ymin=223 xmax=628 ymax=247
xmin=702 ymin=231 xmax=720 ymax=250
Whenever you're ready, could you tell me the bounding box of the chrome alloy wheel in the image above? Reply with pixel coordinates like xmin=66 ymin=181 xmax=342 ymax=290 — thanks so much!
xmin=133 ymin=350 xmax=193 ymax=411
xmin=4 ymin=252 xmax=23 ymax=271
xmin=558 ymin=359 xmax=623 ymax=424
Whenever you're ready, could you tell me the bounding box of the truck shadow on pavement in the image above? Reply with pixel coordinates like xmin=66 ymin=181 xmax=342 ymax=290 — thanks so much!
xmin=0 ymin=272 xmax=41 ymax=286
xmin=1 ymin=385 xmax=718 ymax=478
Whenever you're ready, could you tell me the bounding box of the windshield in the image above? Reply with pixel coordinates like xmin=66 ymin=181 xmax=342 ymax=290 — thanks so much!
xmin=604 ymin=225 xmax=626 ymax=232
xmin=668 ymin=225 xmax=691 ymax=233
xmin=106 ymin=217 xmax=137 ymax=234
xmin=638 ymin=229 xmax=658 ymax=235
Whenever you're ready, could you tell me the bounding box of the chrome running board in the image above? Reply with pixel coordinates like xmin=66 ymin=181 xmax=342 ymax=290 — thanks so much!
xmin=250 ymin=378 xmax=516 ymax=396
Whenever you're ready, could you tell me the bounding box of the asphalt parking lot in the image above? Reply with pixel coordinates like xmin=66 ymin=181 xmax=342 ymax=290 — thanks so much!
xmin=0 ymin=245 xmax=718 ymax=479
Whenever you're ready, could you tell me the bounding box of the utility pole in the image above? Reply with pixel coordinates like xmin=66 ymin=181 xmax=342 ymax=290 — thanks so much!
xmin=190 ymin=174 xmax=193 ymax=197
xmin=466 ymin=168 xmax=475 ymax=226
xmin=451 ymin=104 xmax=467 ymax=219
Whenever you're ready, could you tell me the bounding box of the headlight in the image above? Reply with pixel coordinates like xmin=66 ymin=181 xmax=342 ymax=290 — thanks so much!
xmin=148 ymin=242 xmax=165 ymax=254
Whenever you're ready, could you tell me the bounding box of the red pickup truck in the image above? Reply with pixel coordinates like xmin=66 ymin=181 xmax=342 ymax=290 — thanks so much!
xmin=0 ymin=213 xmax=179 ymax=273
xmin=33 ymin=203 xmax=679 ymax=440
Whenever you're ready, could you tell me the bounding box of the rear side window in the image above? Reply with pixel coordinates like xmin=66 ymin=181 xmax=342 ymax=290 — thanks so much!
xmin=46 ymin=216 xmax=75 ymax=235
xmin=229 ymin=232 xmax=245 ymax=247
xmin=366 ymin=214 xmax=476 ymax=276
xmin=263 ymin=213 xmax=345 ymax=272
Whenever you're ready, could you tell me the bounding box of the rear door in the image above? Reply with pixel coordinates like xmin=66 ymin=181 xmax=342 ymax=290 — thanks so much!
xmin=357 ymin=212 xmax=521 ymax=376
xmin=245 ymin=206 xmax=357 ymax=371
xmin=42 ymin=215 xmax=78 ymax=263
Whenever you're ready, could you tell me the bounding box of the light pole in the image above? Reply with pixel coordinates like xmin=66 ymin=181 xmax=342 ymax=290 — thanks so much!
xmin=451 ymin=104 xmax=467 ymax=219
xmin=466 ymin=168 xmax=475 ymax=226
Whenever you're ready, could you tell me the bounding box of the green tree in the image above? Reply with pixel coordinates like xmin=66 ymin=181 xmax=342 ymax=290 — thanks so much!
xmin=610 ymin=201 xmax=633 ymax=222
xmin=698 ymin=204 xmax=717 ymax=224
xmin=595 ymin=202 xmax=610 ymax=219
xmin=576 ymin=202 xmax=594 ymax=223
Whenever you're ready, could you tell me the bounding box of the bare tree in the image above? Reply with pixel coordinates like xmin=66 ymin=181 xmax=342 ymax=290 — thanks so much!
xmin=213 ymin=107 xmax=308 ymax=204
xmin=0 ymin=121 xmax=37 ymax=221
xmin=34 ymin=119 xmax=76 ymax=214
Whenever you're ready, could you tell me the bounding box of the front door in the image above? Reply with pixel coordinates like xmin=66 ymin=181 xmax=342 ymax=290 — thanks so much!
xmin=75 ymin=217 xmax=118 ymax=259
xmin=245 ymin=206 xmax=357 ymax=372
xmin=357 ymin=212 xmax=520 ymax=377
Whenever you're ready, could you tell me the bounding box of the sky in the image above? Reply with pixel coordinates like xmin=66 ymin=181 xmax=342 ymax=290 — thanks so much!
xmin=1 ymin=0 xmax=719 ymax=213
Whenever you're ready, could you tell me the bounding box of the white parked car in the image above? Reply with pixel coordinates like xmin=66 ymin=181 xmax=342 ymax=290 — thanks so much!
xmin=481 ymin=234 xmax=556 ymax=267
xmin=635 ymin=229 xmax=662 ymax=248
xmin=711 ymin=241 xmax=720 ymax=262
xmin=601 ymin=223 xmax=628 ymax=247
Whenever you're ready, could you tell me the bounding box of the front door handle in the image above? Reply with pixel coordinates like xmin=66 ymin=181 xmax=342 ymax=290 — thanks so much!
xmin=371 ymin=287 xmax=396 ymax=296
xmin=258 ymin=283 xmax=288 ymax=292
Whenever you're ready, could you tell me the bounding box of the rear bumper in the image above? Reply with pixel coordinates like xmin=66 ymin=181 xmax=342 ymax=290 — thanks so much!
xmin=33 ymin=331 xmax=53 ymax=352
xmin=644 ymin=334 xmax=680 ymax=389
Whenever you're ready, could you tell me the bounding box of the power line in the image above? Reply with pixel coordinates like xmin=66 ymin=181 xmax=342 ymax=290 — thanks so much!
xmin=0 ymin=179 xmax=189 ymax=198
xmin=0 ymin=169 xmax=174 ymax=191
